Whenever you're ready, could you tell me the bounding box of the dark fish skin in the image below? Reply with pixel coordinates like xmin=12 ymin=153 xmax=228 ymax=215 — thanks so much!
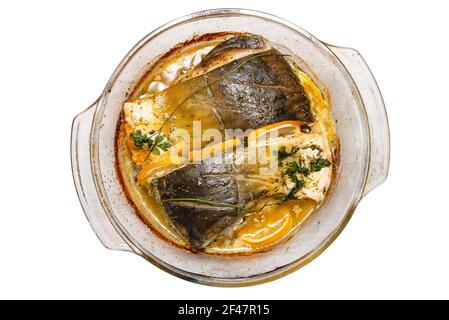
xmin=202 ymin=49 xmax=314 ymax=129
xmin=200 ymin=35 xmax=266 ymax=67
xmin=198 ymin=34 xmax=313 ymax=127
xmin=164 ymin=36 xmax=314 ymax=130
xmin=157 ymin=157 xmax=241 ymax=249
xmin=156 ymin=35 xmax=313 ymax=249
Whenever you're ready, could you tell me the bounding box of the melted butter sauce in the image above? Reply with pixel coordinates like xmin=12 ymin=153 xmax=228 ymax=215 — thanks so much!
xmin=116 ymin=34 xmax=337 ymax=255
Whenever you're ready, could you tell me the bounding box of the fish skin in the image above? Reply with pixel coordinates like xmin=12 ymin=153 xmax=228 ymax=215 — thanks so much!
xmin=160 ymin=37 xmax=313 ymax=130
xmin=202 ymin=49 xmax=314 ymax=129
xmin=197 ymin=34 xmax=313 ymax=127
xmin=199 ymin=35 xmax=266 ymax=67
xmin=157 ymin=156 xmax=240 ymax=249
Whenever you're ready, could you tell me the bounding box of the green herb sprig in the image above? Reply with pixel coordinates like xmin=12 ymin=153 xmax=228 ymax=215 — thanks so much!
xmin=130 ymin=130 xmax=171 ymax=155
xmin=161 ymin=197 xmax=248 ymax=212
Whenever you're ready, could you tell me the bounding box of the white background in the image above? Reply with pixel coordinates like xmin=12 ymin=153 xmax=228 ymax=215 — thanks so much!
xmin=0 ymin=0 xmax=448 ymax=300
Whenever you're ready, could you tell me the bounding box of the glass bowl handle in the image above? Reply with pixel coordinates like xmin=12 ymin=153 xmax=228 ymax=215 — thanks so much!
xmin=327 ymin=45 xmax=391 ymax=196
xmin=71 ymin=101 xmax=132 ymax=251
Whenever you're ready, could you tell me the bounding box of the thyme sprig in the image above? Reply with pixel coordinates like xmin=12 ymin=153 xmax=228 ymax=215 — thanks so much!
xmin=162 ymin=197 xmax=248 ymax=211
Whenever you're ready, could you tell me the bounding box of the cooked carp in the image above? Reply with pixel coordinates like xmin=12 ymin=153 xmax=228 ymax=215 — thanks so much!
xmin=117 ymin=33 xmax=337 ymax=253
xmin=155 ymin=127 xmax=332 ymax=249
xmin=124 ymin=35 xmax=313 ymax=136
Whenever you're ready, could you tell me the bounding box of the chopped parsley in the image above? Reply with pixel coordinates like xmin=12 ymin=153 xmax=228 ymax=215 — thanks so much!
xmin=130 ymin=130 xmax=171 ymax=155
xmin=285 ymin=161 xmax=300 ymax=178
xmin=283 ymin=161 xmax=308 ymax=202
xmin=307 ymin=144 xmax=323 ymax=152
xmin=298 ymin=166 xmax=310 ymax=176
xmin=310 ymin=158 xmax=331 ymax=172
xmin=285 ymin=161 xmax=310 ymax=179
xmin=282 ymin=155 xmax=330 ymax=202
xmin=278 ymin=146 xmax=300 ymax=161
xmin=284 ymin=179 xmax=306 ymax=202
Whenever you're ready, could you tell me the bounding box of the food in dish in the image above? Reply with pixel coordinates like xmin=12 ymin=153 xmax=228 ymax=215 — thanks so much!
xmin=116 ymin=33 xmax=338 ymax=254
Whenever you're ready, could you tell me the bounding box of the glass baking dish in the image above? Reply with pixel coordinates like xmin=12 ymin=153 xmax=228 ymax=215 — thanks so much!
xmin=71 ymin=8 xmax=390 ymax=286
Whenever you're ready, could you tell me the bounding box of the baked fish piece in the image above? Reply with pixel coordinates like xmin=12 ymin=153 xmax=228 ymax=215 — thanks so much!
xmin=124 ymin=35 xmax=314 ymax=140
xmin=170 ymin=34 xmax=314 ymax=129
xmin=155 ymin=128 xmax=332 ymax=250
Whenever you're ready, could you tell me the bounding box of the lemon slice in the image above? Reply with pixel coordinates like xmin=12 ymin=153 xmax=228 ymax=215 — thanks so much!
xmin=239 ymin=208 xmax=293 ymax=247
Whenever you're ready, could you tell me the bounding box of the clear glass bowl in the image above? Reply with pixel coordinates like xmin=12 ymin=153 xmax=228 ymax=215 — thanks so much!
xmin=71 ymin=8 xmax=390 ymax=286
